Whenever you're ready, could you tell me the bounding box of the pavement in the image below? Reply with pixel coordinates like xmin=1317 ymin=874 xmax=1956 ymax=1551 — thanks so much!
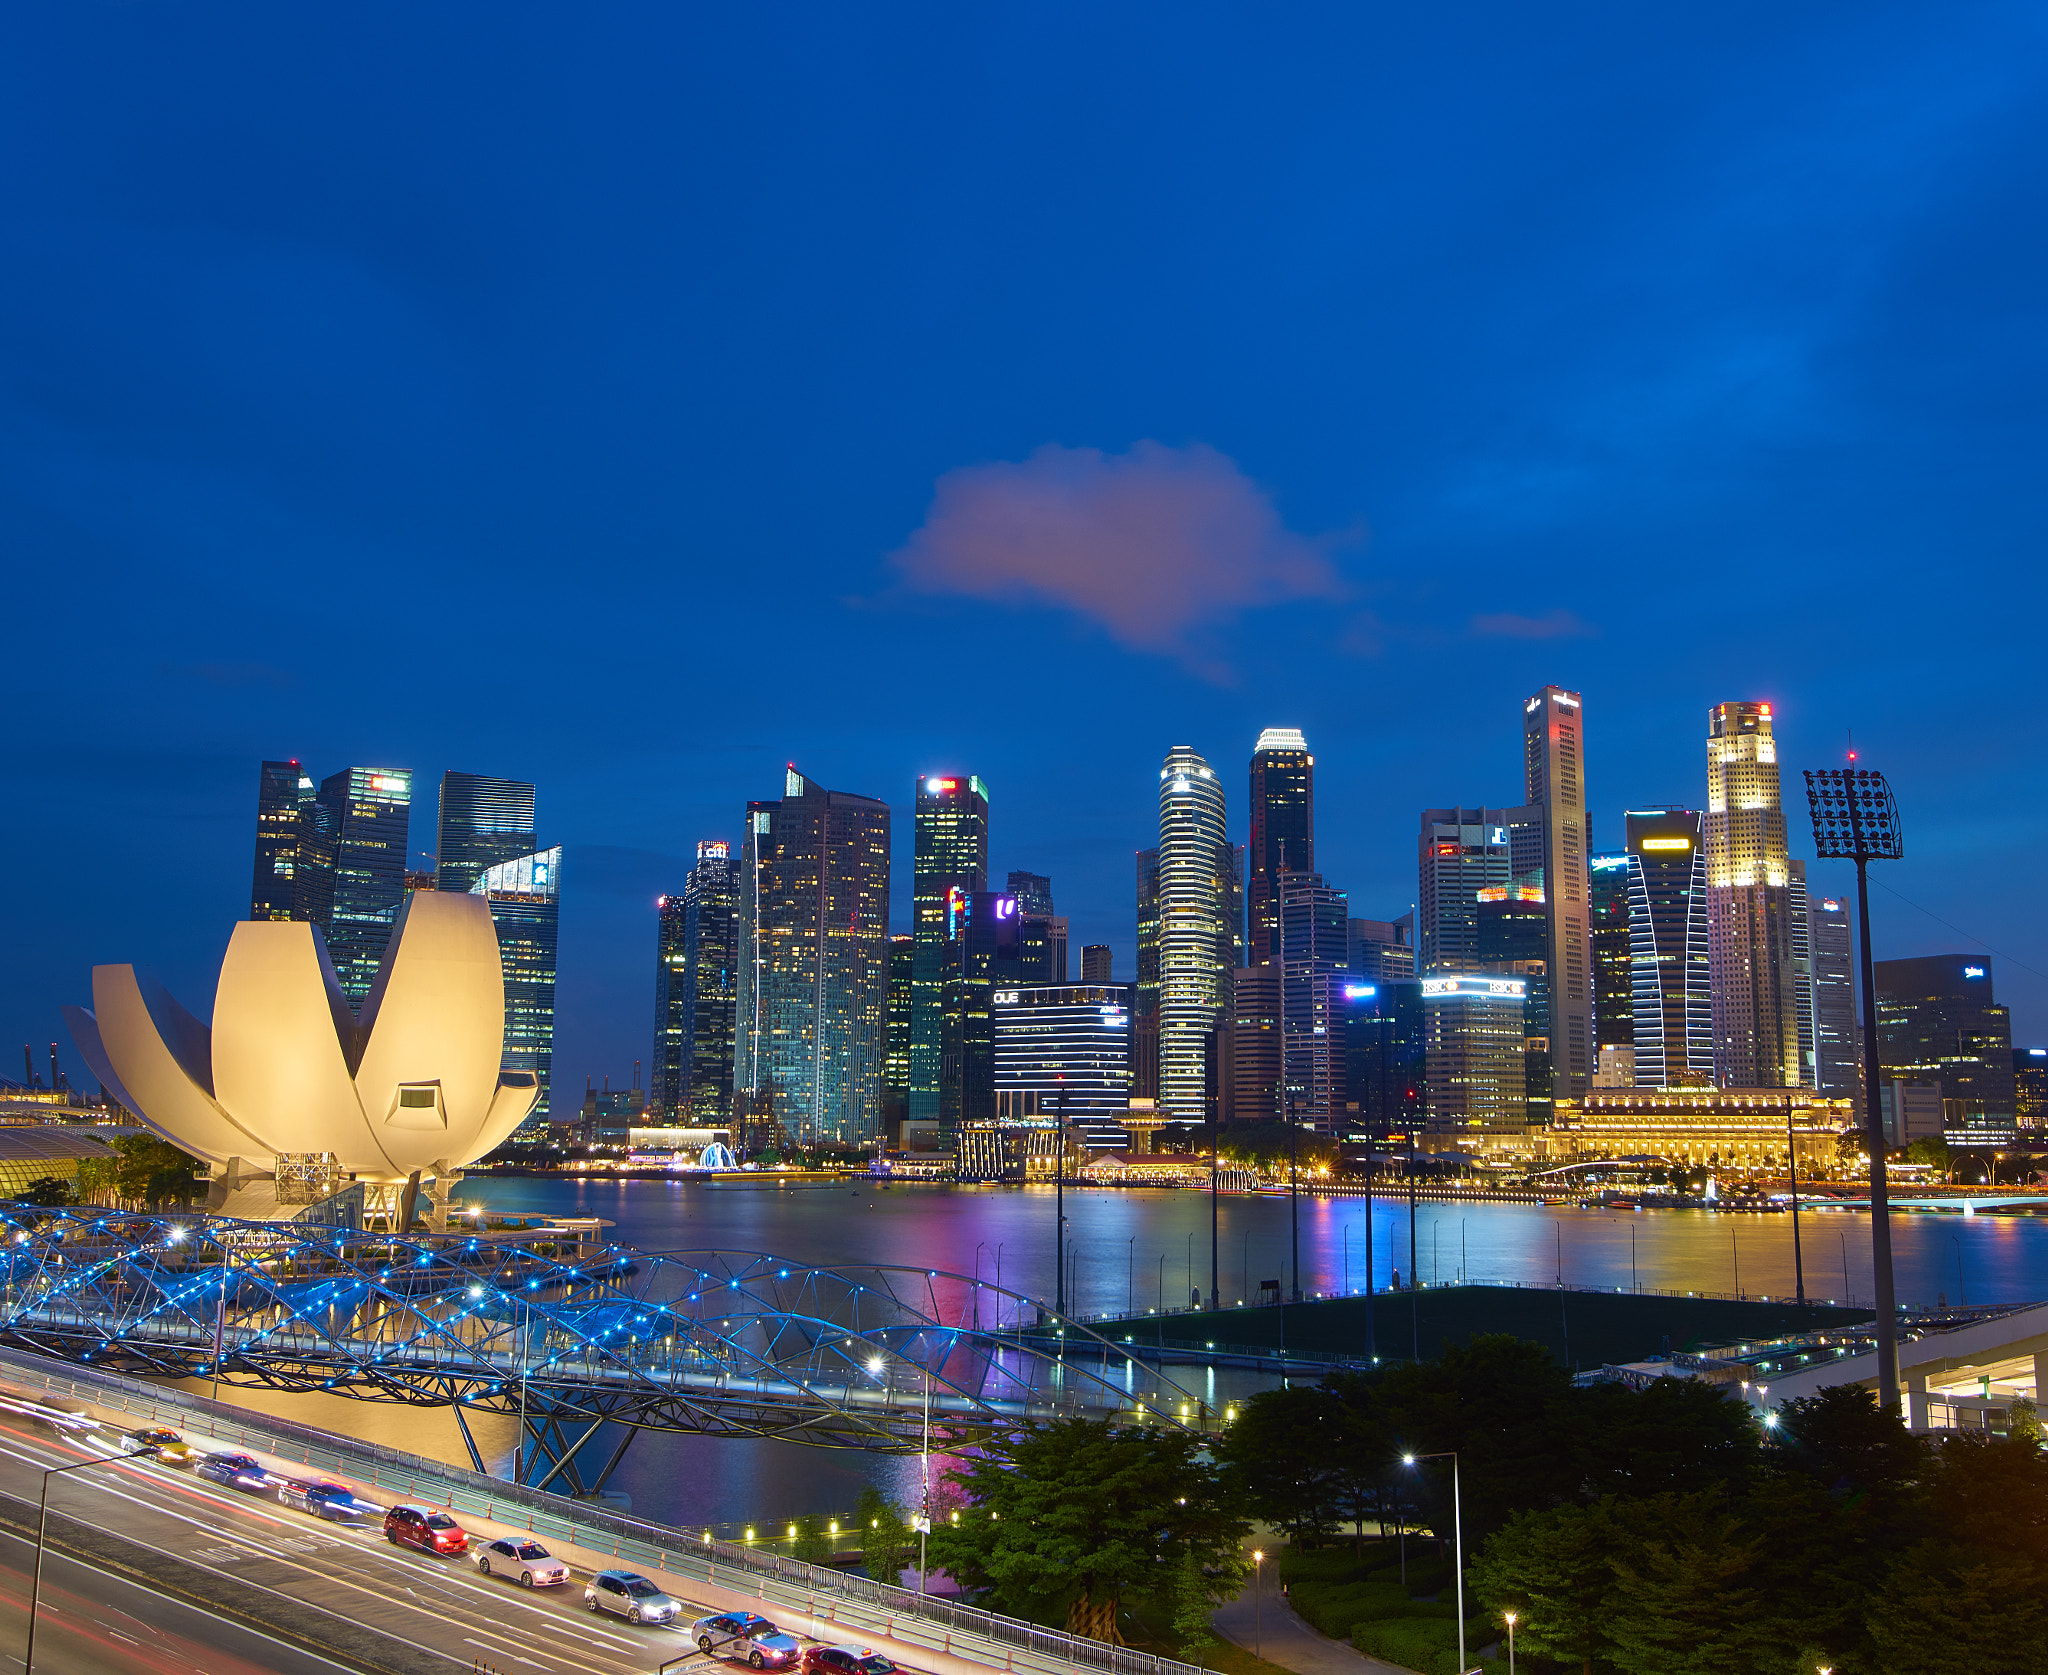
xmin=1209 ymin=1573 xmax=1412 ymax=1675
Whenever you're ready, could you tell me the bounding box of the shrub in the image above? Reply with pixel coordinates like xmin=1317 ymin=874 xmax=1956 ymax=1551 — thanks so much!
xmin=1351 ymin=1616 xmax=1488 ymax=1675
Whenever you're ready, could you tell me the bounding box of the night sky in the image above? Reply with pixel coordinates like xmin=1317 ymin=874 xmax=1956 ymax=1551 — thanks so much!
xmin=7 ymin=5 xmax=2047 ymax=1093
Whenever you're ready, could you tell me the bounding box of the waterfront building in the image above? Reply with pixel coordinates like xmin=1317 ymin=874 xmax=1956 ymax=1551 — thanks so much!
xmin=1134 ymin=848 xmax=1161 ymax=1101
xmin=941 ymin=890 xmax=1023 ymax=1126
xmin=651 ymin=841 xmax=740 ymax=1125
xmin=1704 ymin=702 xmax=1801 ymax=1088
xmin=1476 ymin=883 xmax=1552 ymax=1125
xmin=579 ymin=1085 xmax=647 ymax=1151
xmin=884 ymin=934 xmax=915 ymax=1107
xmin=2014 ymin=1048 xmax=2047 ymax=1131
xmin=470 ymin=845 xmax=560 ymax=1126
xmin=1338 ymin=978 xmax=1425 ymax=1140
xmin=1417 ymin=809 xmax=1515 ymax=972
xmin=435 ymin=772 xmax=538 ymax=897
xmin=1811 ymin=897 xmax=1859 ymax=1097
xmin=317 ymin=767 xmax=413 ymax=1002
xmin=735 ymin=767 xmax=891 ymax=1145
xmin=251 ymin=760 xmax=315 ymax=920
xmin=1422 ymin=974 xmax=1528 ymax=1143
xmin=1523 ymin=687 xmax=1593 ymax=1097
xmin=1788 ymin=858 xmax=1817 ymax=1088
xmin=1590 ymin=852 xmax=1634 ymax=1079
xmin=1280 ymin=871 xmax=1349 ymax=1131
xmin=991 ymin=982 xmax=1132 ymax=1125
xmin=1876 ymin=955 xmax=2016 ymax=1145
xmin=911 ymin=775 xmax=988 ymax=1123
xmin=1349 ymin=915 xmax=1416 ymax=983
xmin=1537 ymin=1086 xmax=1856 ymax=1173
xmin=652 ymin=892 xmax=690 ymax=1116
xmin=1624 ymin=807 xmax=1713 ymax=1089
xmin=1081 ymin=944 xmax=1113 ymax=983
xmin=1224 ymin=965 xmax=1282 ymax=1124
xmin=1155 ymin=747 xmax=1234 ymax=1124
xmin=1247 ymin=728 xmax=1313 ymax=966
xmin=1879 ymin=1080 xmax=1945 ymax=1150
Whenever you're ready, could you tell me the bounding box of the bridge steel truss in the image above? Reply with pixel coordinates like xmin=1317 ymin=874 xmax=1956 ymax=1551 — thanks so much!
xmin=0 ymin=1210 xmax=1206 ymax=1495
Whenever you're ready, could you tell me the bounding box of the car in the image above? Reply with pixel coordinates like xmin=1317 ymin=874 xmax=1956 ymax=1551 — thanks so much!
xmin=121 ymin=1428 xmax=201 ymax=1466
xmin=195 ymin=1452 xmax=271 ymax=1492
xmin=383 ymin=1504 xmax=470 ymax=1556
xmin=277 ymin=1479 xmax=368 ymax=1522
xmin=802 ymin=1647 xmax=898 ymax=1675
xmin=476 ymin=1536 xmax=569 ymax=1587
xmin=585 ymin=1570 xmax=683 ymax=1626
xmin=690 ymin=1611 xmax=802 ymax=1666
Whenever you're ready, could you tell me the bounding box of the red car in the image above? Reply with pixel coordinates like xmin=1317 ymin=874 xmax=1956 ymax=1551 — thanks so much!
xmin=383 ymin=1504 xmax=470 ymax=1555
xmin=802 ymin=1648 xmax=898 ymax=1675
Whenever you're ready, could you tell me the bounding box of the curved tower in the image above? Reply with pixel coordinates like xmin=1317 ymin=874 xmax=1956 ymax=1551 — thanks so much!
xmin=1156 ymin=746 xmax=1231 ymax=1122
xmin=1704 ymin=702 xmax=1800 ymax=1088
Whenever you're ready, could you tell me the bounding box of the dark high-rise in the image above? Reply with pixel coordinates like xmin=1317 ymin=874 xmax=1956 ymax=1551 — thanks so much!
xmin=1476 ymin=883 xmax=1552 ymax=1124
xmin=911 ymin=775 xmax=988 ymax=1123
xmin=316 ymin=767 xmax=413 ymax=1001
xmin=1339 ymin=979 xmax=1426 ymax=1140
xmin=1876 ymin=955 xmax=2016 ymax=1139
xmin=1081 ymin=945 xmax=1113 ymax=983
xmin=652 ymin=892 xmax=691 ymax=1116
xmin=1810 ymin=895 xmax=1858 ymax=1096
xmin=1279 ymin=871 xmax=1349 ymax=1131
xmin=652 ymin=841 xmax=739 ymax=1124
xmin=471 ymin=846 xmax=560 ymax=1126
xmin=884 ymin=934 xmax=915 ymax=1120
xmin=436 ymin=772 xmax=538 ymax=896
xmin=1223 ymin=965 xmax=1282 ymax=1123
xmin=1348 ymin=916 xmax=1416 ymax=983
xmin=1248 ymin=729 xmax=1313 ymax=967
xmin=940 ymin=890 xmax=1023 ymax=1125
xmin=735 ymin=768 xmax=892 ymax=1145
xmin=1523 ymin=687 xmax=1592 ymax=1098
xmin=1625 ymin=807 xmax=1712 ymax=1088
xmin=1008 ymin=873 xmax=1067 ymax=984
xmin=1007 ymin=872 xmax=1054 ymax=917
xmin=1134 ymin=848 xmax=1161 ymax=1101
xmin=251 ymin=760 xmax=315 ymax=920
xmin=1589 ymin=853 xmax=1635 ymax=1077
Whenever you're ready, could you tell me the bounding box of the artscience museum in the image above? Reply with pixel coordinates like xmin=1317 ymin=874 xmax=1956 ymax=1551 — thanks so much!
xmin=65 ymin=891 xmax=538 ymax=1227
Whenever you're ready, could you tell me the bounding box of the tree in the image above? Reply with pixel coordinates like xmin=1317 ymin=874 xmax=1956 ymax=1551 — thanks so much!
xmin=1572 ymin=1376 xmax=1761 ymax=1500
xmin=1467 ymin=1500 xmax=1619 ymax=1675
xmin=1866 ymin=1540 xmax=2048 ymax=1675
xmin=791 ymin=1514 xmax=833 ymax=1564
xmin=108 ymin=1135 xmax=200 ymax=1207
xmin=855 ymin=1484 xmax=914 ymax=1586
xmin=1603 ymin=1497 xmax=1790 ymax=1675
xmin=927 ymin=1417 xmax=1248 ymax=1643
xmin=1905 ymin=1135 xmax=1953 ymax=1179
xmin=16 ymin=1177 xmax=73 ymax=1208
xmin=1167 ymin=1549 xmax=1215 ymax=1657
xmin=1213 ymin=1383 xmax=1350 ymax=1540
xmin=1772 ymin=1384 xmax=1926 ymax=1499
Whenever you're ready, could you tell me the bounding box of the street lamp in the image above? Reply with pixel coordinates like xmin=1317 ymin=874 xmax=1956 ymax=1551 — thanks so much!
xmin=1402 ymin=1451 xmax=1467 ymax=1675
xmin=26 ymin=1449 xmax=157 ymax=1672
xmin=1503 ymin=1610 xmax=1517 ymax=1675
xmin=1250 ymin=1548 xmax=1264 ymax=1657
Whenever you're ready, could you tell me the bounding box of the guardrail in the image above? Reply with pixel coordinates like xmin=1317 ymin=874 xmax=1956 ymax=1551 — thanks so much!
xmin=0 ymin=1344 xmax=1211 ymax=1675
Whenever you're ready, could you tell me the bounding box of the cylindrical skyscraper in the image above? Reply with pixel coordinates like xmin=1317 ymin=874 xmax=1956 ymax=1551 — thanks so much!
xmin=1705 ymin=702 xmax=1802 ymax=1088
xmin=1155 ymin=747 xmax=1232 ymax=1123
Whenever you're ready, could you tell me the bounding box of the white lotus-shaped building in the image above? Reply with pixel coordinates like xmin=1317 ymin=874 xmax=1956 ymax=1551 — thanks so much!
xmin=66 ymin=892 xmax=538 ymax=1210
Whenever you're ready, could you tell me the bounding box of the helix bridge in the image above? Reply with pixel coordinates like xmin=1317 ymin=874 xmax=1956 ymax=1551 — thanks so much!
xmin=0 ymin=1209 xmax=1208 ymax=1496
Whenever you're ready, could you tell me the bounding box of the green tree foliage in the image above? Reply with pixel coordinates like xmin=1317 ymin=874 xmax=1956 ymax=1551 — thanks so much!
xmin=926 ymin=1417 xmax=1248 ymax=1643
xmin=854 ymin=1484 xmax=914 ymax=1585
xmin=74 ymin=1135 xmax=200 ymax=1208
xmin=1465 ymin=1500 xmax=1619 ymax=1675
xmin=1772 ymin=1383 xmax=1926 ymax=1498
xmin=1905 ymin=1135 xmax=1953 ymax=1176
xmin=1866 ymin=1540 xmax=2048 ymax=1675
xmin=791 ymin=1514 xmax=833 ymax=1563
xmin=1602 ymin=1498 xmax=1787 ymax=1675
xmin=1572 ymin=1374 xmax=1762 ymax=1499
xmin=1168 ymin=1549 xmax=1215 ymax=1657
xmin=16 ymin=1176 xmax=74 ymax=1207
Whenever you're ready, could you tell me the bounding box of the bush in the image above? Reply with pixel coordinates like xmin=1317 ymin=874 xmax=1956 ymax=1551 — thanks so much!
xmin=1288 ymin=1578 xmax=1407 ymax=1637
xmin=1351 ymin=1616 xmax=1488 ymax=1675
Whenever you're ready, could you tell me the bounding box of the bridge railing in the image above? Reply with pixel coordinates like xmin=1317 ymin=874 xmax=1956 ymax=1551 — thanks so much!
xmin=0 ymin=1343 xmax=1214 ymax=1675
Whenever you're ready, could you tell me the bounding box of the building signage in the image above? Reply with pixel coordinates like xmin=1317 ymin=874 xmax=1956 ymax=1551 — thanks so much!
xmin=1421 ymin=975 xmax=1527 ymax=1000
xmin=1639 ymin=837 xmax=1691 ymax=852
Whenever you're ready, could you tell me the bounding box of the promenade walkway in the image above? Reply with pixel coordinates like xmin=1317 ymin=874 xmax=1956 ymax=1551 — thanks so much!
xmin=1209 ymin=1575 xmax=1411 ymax=1675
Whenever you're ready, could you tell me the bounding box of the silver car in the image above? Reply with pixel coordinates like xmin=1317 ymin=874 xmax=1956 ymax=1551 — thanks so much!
xmin=477 ymin=1536 xmax=569 ymax=1587
xmin=584 ymin=1569 xmax=682 ymax=1625
xmin=691 ymin=1611 xmax=803 ymax=1668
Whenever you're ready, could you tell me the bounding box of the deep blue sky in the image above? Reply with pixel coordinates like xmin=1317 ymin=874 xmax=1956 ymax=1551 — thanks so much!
xmin=7 ymin=3 xmax=2048 ymax=1095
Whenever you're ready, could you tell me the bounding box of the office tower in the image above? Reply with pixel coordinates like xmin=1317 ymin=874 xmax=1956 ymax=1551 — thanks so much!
xmin=1227 ymin=843 xmax=1248 ymax=971
xmin=1876 ymin=956 xmax=2017 ymax=1142
xmin=316 ymin=767 xmax=412 ymax=1002
xmin=1007 ymin=872 xmax=1054 ymax=918
xmin=1588 ymin=854 xmax=1634 ymax=1080
xmin=1625 ymin=807 xmax=1713 ymax=1088
xmin=992 ymin=982 xmax=1133 ymax=1127
xmin=940 ymin=890 xmax=1022 ymax=1126
xmin=658 ymin=840 xmax=741 ymax=1125
xmin=1279 ymin=871 xmax=1349 ymax=1131
xmin=911 ymin=775 xmax=989 ymax=1123
xmin=1418 ymin=809 xmax=1513 ymax=971
xmin=1081 ymin=945 xmax=1113 ymax=983
xmin=1422 ymin=975 xmax=1528 ymax=1140
xmin=1223 ymin=966 xmax=1282 ymax=1123
xmin=1247 ymin=728 xmax=1314 ymax=966
xmin=1787 ymin=858 xmax=1817 ymax=1088
xmin=1704 ymin=702 xmax=1801 ymax=1087
xmin=251 ymin=760 xmax=314 ymax=920
xmin=1811 ymin=896 xmax=1858 ymax=1096
xmin=1349 ymin=916 xmax=1416 ymax=983
xmin=884 ymin=934 xmax=915 ymax=1105
xmin=1476 ymin=883 xmax=1552 ymax=1125
xmin=471 ymin=846 xmax=560 ymax=1125
xmin=2014 ymin=1048 xmax=2047 ymax=1131
xmin=735 ymin=767 xmax=892 ymax=1145
xmin=1339 ymin=978 xmax=1426 ymax=1140
xmin=651 ymin=892 xmax=690 ymax=1116
xmin=1522 ymin=687 xmax=1592 ymax=1098
xmin=436 ymin=772 xmax=539 ymax=897
xmin=1155 ymin=747 xmax=1233 ymax=1123
xmin=1134 ymin=849 xmax=1161 ymax=1101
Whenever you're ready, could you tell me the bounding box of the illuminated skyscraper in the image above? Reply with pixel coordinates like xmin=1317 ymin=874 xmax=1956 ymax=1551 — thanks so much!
xmin=1155 ymin=747 xmax=1232 ymax=1123
xmin=911 ymin=775 xmax=988 ymax=1122
xmin=1279 ymin=871 xmax=1348 ymax=1131
xmin=435 ymin=772 xmax=538 ymax=897
xmin=251 ymin=760 xmax=315 ymax=921
xmin=940 ymin=890 xmax=1022 ymax=1125
xmin=1810 ymin=896 xmax=1858 ymax=1096
xmin=1523 ymin=687 xmax=1592 ymax=1098
xmin=1704 ymin=703 xmax=1801 ymax=1087
xmin=1248 ymin=728 xmax=1313 ymax=967
xmin=1417 ymin=810 xmax=1512 ymax=972
xmin=652 ymin=892 xmax=690 ymax=1115
xmin=1134 ymin=848 xmax=1161 ymax=1100
xmin=1624 ymin=808 xmax=1712 ymax=1088
xmin=884 ymin=934 xmax=915 ymax=1105
xmin=735 ymin=767 xmax=891 ymax=1144
xmin=1476 ymin=882 xmax=1552 ymax=1124
xmin=651 ymin=841 xmax=739 ymax=1124
xmin=1589 ymin=853 xmax=1635 ymax=1082
xmin=316 ymin=767 xmax=412 ymax=1002
xmin=1081 ymin=944 xmax=1113 ymax=983
xmin=471 ymin=846 xmax=560 ymax=1125
xmin=1423 ymin=975 xmax=1528 ymax=1139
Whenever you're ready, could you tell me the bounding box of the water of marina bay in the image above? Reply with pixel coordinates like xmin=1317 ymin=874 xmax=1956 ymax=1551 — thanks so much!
xmin=197 ymin=1177 xmax=2048 ymax=1533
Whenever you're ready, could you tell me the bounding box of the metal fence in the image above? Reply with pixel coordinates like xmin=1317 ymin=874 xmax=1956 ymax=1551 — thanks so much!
xmin=0 ymin=1344 xmax=1212 ymax=1675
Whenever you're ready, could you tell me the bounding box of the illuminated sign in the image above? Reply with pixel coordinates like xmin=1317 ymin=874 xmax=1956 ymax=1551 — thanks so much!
xmin=1344 ymin=984 xmax=1377 ymax=999
xmin=370 ymin=774 xmax=407 ymax=793
xmin=925 ymin=777 xmax=959 ymax=794
xmin=1964 ymin=966 xmax=1986 ymax=978
xmin=1639 ymin=837 xmax=1692 ymax=852
xmin=1555 ymin=694 xmax=1579 ymax=708
xmin=993 ymin=896 xmax=1018 ymax=920
xmin=993 ymin=990 xmax=1020 ymax=1005
xmin=1490 ymin=827 xmax=1506 ymax=846
xmin=1589 ymin=856 xmax=1631 ymax=871
xmin=1421 ymin=975 xmax=1527 ymax=1000
xmin=946 ymin=886 xmax=968 ymax=938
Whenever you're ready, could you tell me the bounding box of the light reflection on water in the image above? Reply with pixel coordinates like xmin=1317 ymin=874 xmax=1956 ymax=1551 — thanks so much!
xmin=197 ymin=1177 xmax=2048 ymax=1532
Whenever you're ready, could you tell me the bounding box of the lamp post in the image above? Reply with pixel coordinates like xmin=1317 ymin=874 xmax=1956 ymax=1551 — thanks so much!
xmin=1287 ymin=1090 xmax=1301 ymax=1303
xmin=1804 ymin=763 xmax=1904 ymax=1407
xmin=26 ymin=1450 xmax=155 ymax=1672
xmin=973 ymin=1242 xmax=986 ymax=1331
xmin=1785 ymin=1101 xmax=1806 ymax=1304
xmin=1250 ymin=1548 xmax=1264 ymax=1657
xmin=1210 ymin=1114 xmax=1220 ymax=1310
xmin=1503 ymin=1610 xmax=1517 ymax=1675
xmin=1127 ymin=1235 xmax=1136 ymax=1318
xmin=1054 ymin=1085 xmax=1069 ymax=1318
xmin=1402 ymin=1451 xmax=1466 ymax=1675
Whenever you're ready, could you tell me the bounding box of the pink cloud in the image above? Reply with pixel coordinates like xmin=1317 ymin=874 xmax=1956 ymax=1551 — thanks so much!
xmin=1469 ymin=609 xmax=1597 ymax=640
xmin=890 ymin=441 xmax=1348 ymax=674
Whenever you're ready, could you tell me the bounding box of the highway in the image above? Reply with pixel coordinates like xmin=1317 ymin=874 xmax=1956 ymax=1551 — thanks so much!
xmin=0 ymin=1399 xmax=771 ymax=1675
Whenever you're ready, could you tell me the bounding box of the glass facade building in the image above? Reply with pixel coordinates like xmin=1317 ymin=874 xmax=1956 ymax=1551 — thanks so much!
xmin=1589 ymin=854 xmax=1634 ymax=1054
xmin=884 ymin=933 xmax=915 ymax=1103
xmin=911 ymin=775 xmax=988 ymax=1123
xmin=1704 ymin=703 xmax=1802 ymax=1088
xmin=1876 ymin=955 xmax=2016 ymax=1140
xmin=1279 ymin=870 xmax=1348 ymax=1131
xmin=652 ymin=892 xmax=690 ymax=1116
xmin=940 ymin=890 xmax=1022 ymax=1126
xmin=1339 ymin=978 xmax=1426 ymax=1140
xmin=1134 ymin=848 xmax=1161 ymax=1101
xmin=316 ymin=767 xmax=412 ymax=1002
xmin=735 ymin=767 xmax=892 ymax=1145
xmin=1522 ymin=687 xmax=1592 ymax=1098
xmin=1155 ymin=747 xmax=1232 ymax=1124
xmin=652 ymin=841 xmax=739 ymax=1124
xmin=436 ymin=772 xmax=538 ymax=897
xmin=991 ymin=982 xmax=1132 ymax=1123
xmin=1423 ymin=974 xmax=1529 ymax=1140
xmin=1810 ymin=894 xmax=1858 ymax=1097
xmin=1476 ymin=883 xmax=1552 ymax=1125
xmin=1625 ymin=806 xmax=1713 ymax=1088
xmin=471 ymin=846 xmax=560 ymax=1124
xmin=1417 ymin=809 xmax=1514 ymax=973
xmin=251 ymin=760 xmax=314 ymax=921
xmin=1248 ymin=728 xmax=1313 ymax=967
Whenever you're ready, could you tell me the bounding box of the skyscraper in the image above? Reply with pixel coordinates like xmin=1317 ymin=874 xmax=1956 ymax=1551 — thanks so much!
xmin=1339 ymin=978 xmax=1426 ymax=1141
xmin=1423 ymin=975 xmax=1528 ymax=1140
xmin=652 ymin=892 xmax=690 ymax=1116
xmin=1248 ymin=728 xmax=1313 ymax=967
xmin=1006 ymin=872 xmax=1054 ymax=917
xmin=911 ymin=775 xmax=988 ymax=1123
xmin=1589 ymin=853 xmax=1634 ymax=1083
xmin=1081 ymin=944 xmax=1113 ymax=983
xmin=1476 ymin=882 xmax=1552 ymax=1124
xmin=1625 ymin=807 xmax=1713 ymax=1088
xmin=1155 ymin=747 xmax=1232 ymax=1123
xmin=735 ymin=767 xmax=891 ymax=1145
xmin=940 ymin=890 xmax=1023 ymax=1125
xmin=251 ymin=760 xmax=314 ymax=921
xmin=651 ymin=840 xmax=740 ymax=1124
xmin=1787 ymin=858 xmax=1816 ymax=1088
xmin=316 ymin=767 xmax=412 ymax=1002
xmin=1279 ymin=870 xmax=1349 ymax=1131
xmin=1704 ymin=702 xmax=1801 ymax=1087
xmin=1810 ymin=895 xmax=1858 ymax=1096
xmin=1223 ymin=965 xmax=1282 ymax=1123
xmin=1349 ymin=915 xmax=1416 ymax=983
xmin=1418 ymin=809 xmax=1513 ymax=972
xmin=471 ymin=846 xmax=560 ymax=1125
xmin=436 ymin=772 xmax=539 ymax=896
xmin=1876 ymin=955 xmax=2016 ymax=1137
xmin=1523 ymin=687 xmax=1592 ymax=1098
xmin=1008 ymin=873 xmax=1066 ymax=984
xmin=1134 ymin=848 xmax=1161 ymax=1101
xmin=884 ymin=933 xmax=915 ymax=1108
